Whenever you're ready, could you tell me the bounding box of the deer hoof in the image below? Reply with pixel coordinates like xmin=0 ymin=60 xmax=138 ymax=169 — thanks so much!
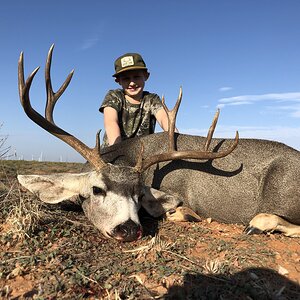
xmin=244 ymin=225 xmax=264 ymax=235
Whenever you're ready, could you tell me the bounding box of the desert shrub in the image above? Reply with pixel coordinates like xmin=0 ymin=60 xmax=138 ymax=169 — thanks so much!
xmin=0 ymin=123 xmax=11 ymax=160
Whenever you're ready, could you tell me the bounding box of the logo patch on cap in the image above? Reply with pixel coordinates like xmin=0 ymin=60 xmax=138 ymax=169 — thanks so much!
xmin=121 ymin=56 xmax=134 ymax=68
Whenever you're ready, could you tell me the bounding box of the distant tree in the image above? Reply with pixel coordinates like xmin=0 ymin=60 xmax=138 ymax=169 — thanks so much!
xmin=0 ymin=123 xmax=11 ymax=159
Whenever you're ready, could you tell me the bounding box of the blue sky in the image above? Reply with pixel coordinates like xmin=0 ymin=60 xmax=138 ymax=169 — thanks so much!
xmin=1 ymin=1 xmax=300 ymax=162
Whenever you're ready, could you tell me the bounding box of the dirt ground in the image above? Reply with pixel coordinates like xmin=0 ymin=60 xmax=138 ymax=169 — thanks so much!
xmin=0 ymin=160 xmax=300 ymax=299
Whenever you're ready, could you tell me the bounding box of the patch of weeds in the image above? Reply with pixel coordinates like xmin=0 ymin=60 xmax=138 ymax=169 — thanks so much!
xmin=206 ymin=238 xmax=234 ymax=254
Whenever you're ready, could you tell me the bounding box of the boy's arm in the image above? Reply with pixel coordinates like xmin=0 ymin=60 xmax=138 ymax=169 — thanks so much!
xmin=155 ymin=108 xmax=179 ymax=132
xmin=103 ymin=107 xmax=122 ymax=145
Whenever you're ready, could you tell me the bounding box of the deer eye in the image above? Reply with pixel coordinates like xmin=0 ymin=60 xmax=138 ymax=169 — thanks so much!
xmin=92 ymin=186 xmax=106 ymax=197
xmin=138 ymin=192 xmax=145 ymax=202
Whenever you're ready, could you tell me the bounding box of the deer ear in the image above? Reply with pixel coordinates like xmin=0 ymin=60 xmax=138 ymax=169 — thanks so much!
xmin=17 ymin=173 xmax=87 ymax=204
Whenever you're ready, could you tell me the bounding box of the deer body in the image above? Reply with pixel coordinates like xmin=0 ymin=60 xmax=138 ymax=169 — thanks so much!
xmin=101 ymin=132 xmax=300 ymax=226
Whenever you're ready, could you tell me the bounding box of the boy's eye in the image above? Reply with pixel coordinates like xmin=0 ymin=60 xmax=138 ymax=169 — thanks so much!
xmin=92 ymin=186 xmax=106 ymax=197
xmin=120 ymin=76 xmax=130 ymax=81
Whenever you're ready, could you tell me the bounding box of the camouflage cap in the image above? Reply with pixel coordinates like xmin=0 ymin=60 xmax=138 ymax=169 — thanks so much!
xmin=113 ymin=53 xmax=148 ymax=77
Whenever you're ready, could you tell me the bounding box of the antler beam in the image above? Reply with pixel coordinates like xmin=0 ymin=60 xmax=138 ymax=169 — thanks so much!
xmin=18 ymin=45 xmax=107 ymax=170
xmin=136 ymin=88 xmax=239 ymax=172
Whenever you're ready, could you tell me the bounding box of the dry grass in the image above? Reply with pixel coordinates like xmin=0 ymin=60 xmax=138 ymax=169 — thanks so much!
xmin=4 ymin=190 xmax=48 ymax=240
xmin=0 ymin=161 xmax=70 ymax=241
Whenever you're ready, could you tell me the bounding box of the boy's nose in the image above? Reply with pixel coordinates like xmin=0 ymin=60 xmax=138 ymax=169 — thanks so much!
xmin=128 ymin=80 xmax=137 ymax=86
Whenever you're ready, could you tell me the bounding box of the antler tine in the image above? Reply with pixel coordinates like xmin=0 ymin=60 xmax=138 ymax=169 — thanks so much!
xmin=135 ymin=89 xmax=239 ymax=173
xmin=18 ymin=52 xmax=42 ymax=121
xmin=45 ymin=44 xmax=74 ymax=124
xmin=134 ymin=141 xmax=145 ymax=172
xmin=18 ymin=46 xmax=107 ymax=170
xmin=161 ymin=87 xmax=182 ymax=151
xmin=204 ymin=109 xmax=220 ymax=151
xmin=95 ymin=130 xmax=102 ymax=155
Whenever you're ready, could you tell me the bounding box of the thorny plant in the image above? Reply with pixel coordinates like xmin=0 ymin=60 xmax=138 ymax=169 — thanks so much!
xmin=203 ymin=258 xmax=229 ymax=275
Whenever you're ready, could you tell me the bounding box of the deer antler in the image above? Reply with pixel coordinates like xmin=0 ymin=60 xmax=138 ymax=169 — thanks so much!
xmin=135 ymin=87 xmax=239 ymax=172
xmin=18 ymin=44 xmax=107 ymax=170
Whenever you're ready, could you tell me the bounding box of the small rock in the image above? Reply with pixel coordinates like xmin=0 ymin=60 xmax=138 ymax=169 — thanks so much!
xmin=278 ymin=265 xmax=289 ymax=276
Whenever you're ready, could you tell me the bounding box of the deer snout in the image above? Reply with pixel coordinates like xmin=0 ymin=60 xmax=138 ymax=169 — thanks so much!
xmin=111 ymin=220 xmax=143 ymax=242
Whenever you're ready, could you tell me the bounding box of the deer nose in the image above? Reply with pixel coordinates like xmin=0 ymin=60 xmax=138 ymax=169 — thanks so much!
xmin=113 ymin=220 xmax=143 ymax=242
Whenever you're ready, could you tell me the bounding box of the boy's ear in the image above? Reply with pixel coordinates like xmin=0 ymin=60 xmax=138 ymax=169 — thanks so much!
xmin=115 ymin=77 xmax=120 ymax=83
xmin=144 ymin=71 xmax=150 ymax=81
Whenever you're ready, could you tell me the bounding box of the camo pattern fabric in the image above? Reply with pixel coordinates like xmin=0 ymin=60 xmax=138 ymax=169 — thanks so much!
xmin=99 ymin=89 xmax=163 ymax=147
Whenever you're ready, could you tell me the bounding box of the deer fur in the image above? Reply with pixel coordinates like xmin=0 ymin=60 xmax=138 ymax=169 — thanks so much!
xmin=100 ymin=132 xmax=300 ymax=236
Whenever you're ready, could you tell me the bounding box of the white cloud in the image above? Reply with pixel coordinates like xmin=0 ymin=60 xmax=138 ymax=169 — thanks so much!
xmin=219 ymin=86 xmax=233 ymax=92
xmin=218 ymin=92 xmax=300 ymax=118
xmin=181 ymin=125 xmax=300 ymax=150
xmin=219 ymin=92 xmax=300 ymax=104
xmin=200 ymin=105 xmax=210 ymax=109
xmin=292 ymin=110 xmax=300 ymax=118
xmin=269 ymin=103 xmax=300 ymax=117
xmin=217 ymin=101 xmax=252 ymax=108
xmin=81 ymin=37 xmax=99 ymax=50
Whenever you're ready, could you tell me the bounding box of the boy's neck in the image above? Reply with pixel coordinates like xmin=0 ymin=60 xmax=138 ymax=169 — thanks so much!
xmin=124 ymin=93 xmax=143 ymax=104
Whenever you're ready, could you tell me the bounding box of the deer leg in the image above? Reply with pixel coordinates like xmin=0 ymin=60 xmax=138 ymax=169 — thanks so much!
xmin=245 ymin=213 xmax=300 ymax=237
xmin=166 ymin=206 xmax=202 ymax=222
xmin=141 ymin=187 xmax=202 ymax=222
xmin=141 ymin=187 xmax=183 ymax=218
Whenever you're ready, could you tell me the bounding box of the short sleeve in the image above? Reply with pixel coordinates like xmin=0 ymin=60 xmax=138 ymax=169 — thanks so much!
xmin=99 ymin=89 xmax=123 ymax=113
xmin=149 ymin=93 xmax=164 ymax=116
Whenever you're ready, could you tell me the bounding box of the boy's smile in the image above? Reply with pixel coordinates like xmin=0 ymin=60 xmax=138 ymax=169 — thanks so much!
xmin=116 ymin=70 xmax=149 ymax=102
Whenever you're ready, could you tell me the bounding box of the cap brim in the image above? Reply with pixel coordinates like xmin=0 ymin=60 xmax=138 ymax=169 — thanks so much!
xmin=113 ymin=66 xmax=148 ymax=77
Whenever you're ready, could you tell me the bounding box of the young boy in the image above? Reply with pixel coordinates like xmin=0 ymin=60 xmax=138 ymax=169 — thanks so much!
xmin=99 ymin=53 xmax=169 ymax=147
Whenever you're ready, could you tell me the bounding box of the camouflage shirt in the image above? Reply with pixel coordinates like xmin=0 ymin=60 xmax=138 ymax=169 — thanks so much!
xmin=99 ymin=89 xmax=163 ymax=147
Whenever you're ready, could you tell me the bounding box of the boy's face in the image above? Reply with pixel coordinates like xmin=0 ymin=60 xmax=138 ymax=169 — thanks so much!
xmin=116 ymin=69 xmax=149 ymax=100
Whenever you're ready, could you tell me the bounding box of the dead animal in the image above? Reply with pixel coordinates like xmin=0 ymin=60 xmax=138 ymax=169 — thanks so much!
xmin=17 ymin=45 xmax=300 ymax=241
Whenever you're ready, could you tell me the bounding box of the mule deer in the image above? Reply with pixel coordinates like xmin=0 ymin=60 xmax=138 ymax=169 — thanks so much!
xmin=17 ymin=45 xmax=300 ymax=241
